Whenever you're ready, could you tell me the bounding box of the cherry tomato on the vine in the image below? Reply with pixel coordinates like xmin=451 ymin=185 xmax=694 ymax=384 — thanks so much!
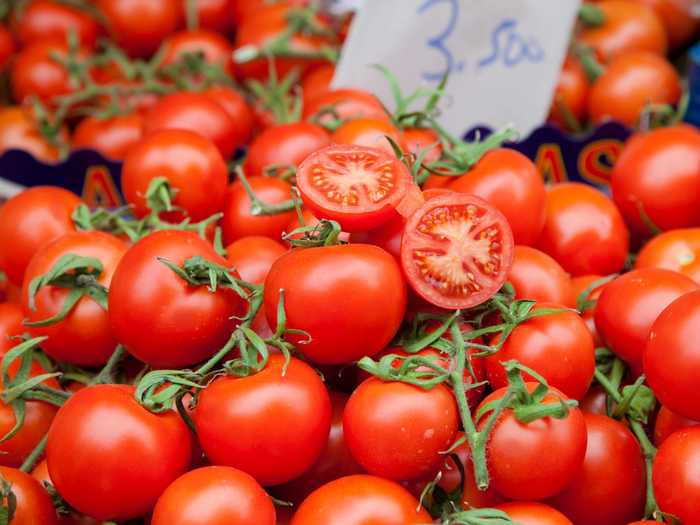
xmin=202 ymin=86 xmax=255 ymax=149
xmin=636 ymin=0 xmax=700 ymax=50
xmin=0 ymin=303 xmax=23 ymax=356
xmin=331 ymin=118 xmax=404 ymax=155
xmin=302 ymin=88 xmax=389 ymax=126
xmin=0 ymin=466 xmax=58 ymax=524
xmin=225 ymin=236 xmax=287 ymax=285
xmin=635 ymin=228 xmax=700 ymax=283
xmin=570 ymin=274 xmax=607 ymax=345
xmin=191 ymin=0 xmax=234 ymax=34
xmin=72 ymin=113 xmax=144 ymax=161
xmin=548 ymin=54 xmax=589 ymax=130
xmin=496 ymin=502 xmax=573 ymax=525
xmin=301 ymin=64 xmax=335 ymax=105
xmin=654 ymin=405 xmax=700 ymax=446
xmin=12 ymin=0 xmax=99 ymax=48
xmin=508 ymin=246 xmax=574 ymax=307
xmin=161 ymin=29 xmax=234 ymax=77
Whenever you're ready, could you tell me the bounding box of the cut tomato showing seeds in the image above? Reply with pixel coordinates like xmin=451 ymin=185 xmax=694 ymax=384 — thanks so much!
xmin=297 ymin=144 xmax=415 ymax=232
xmin=401 ymin=194 xmax=514 ymax=309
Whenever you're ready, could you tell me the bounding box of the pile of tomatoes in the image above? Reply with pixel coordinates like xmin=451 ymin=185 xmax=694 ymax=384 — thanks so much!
xmin=0 ymin=1 xmax=699 ymax=525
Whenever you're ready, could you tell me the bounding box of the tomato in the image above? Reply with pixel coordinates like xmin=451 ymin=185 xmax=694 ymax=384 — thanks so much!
xmin=477 ymin=384 xmax=588 ymax=500
xmin=32 ymin=461 xmax=100 ymax=525
xmin=191 ymin=0 xmax=234 ymax=34
xmin=579 ymin=0 xmax=668 ymax=60
xmin=161 ymin=29 xmax=234 ymax=77
xmin=508 ymin=246 xmax=574 ymax=307
xmin=589 ymin=51 xmax=681 ymax=127
xmin=537 ymin=182 xmax=629 ymax=276
xmin=0 ymin=106 xmax=67 ymax=163
xmin=264 ymin=244 xmax=406 ymax=364
xmin=496 ymin=502 xmax=573 ymax=525
xmin=194 ymin=354 xmax=331 ymax=485
xmin=401 ymin=193 xmax=514 ymax=309
xmin=636 ymin=0 xmax=700 ymax=49
xmin=297 ymin=145 xmax=414 ymax=232
xmin=0 ymin=466 xmax=58 ymax=524
xmin=152 ymin=466 xmax=275 ymax=525
xmin=202 ymin=86 xmax=254 ymax=148
xmin=302 ymin=88 xmax=389 ymax=125
xmin=0 ymin=186 xmax=81 ymax=286
xmin=72 ymin=113 xmax=143 ymax=161
xmin=0 ymin=303 xmax=23 ymax=356
xmin=596 ymin=268 xmax=698 ymax=374
xmin=349 ymin=214 xmax=405 ymax=262
xmin=635 ymin=228 xmax=700 ymax=283
xmin=12 ymin=0 xmax=99 ymax=48
xmin=291 ymin=475 xmax=432 ymax=525
xmin=230 ymin=0 xmax=309 ymax=26
xmin=331 ymin=118 xmax=403 ymax=155
xmin=571 ymin=274 xmax=606 ymax=345
xmin=654 ymin=405 xmax=700 ymax=446
xmin=0 ymin=25 xmax=15 ymax=72
xmin=225 ymin=236 xmax=286 ymax=285
xmin=645 ymin=290 xmax=700 ymax=420
xmin=47 ymin=385 xmax=192 ymax=521
xmin=612 ymin=125 xmax=700 ymax=237
xmin=548 ymin=54 xmax=589 ymax=130
xmin=121 ymin=129 xmax=228 ymax=222
xmin=301 ymin=64 xmax=335 ymax=106
xmin=97 ymin=0 xmax=181 ymax=57
xmin=653 ymin=427 xmax=700 ymax=524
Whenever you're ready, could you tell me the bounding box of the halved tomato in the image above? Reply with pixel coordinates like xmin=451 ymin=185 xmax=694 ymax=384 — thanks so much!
xmin=401 ymin=193 xmax=514 ymax=309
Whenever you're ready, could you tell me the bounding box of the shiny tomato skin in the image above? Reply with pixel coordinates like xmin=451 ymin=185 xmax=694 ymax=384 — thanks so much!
xmin=32 ymin=461 xmax=100 ymax=525
xmin=264 ymin=244 xmax=406 ymax=364
xmin=244 ymin=122 xmax=330 ymax=178
xmin=537 ymin=182 xmax=629 ymax=276
xmin=72 ymin=113 xmax=144 ymax=161
xmin=595 ymin=268 xmax=698 ymax=374
xmin=202 ymin=86 xmax=254 ymax=148
xmin=548 ymin=54 xmax=589 ymax=130
xmin=654 ymin=405 xmax=700 ymax=446
xmin=636 ymin=0 xmax=700 ymax=49
xmin=571 ymin=274 xmax=606 ymax=346
xmin=0 ymin=302 xmax=23 ymax=356
xmin=151 ymin=466 xmax=275 ymax=525
xmin=402 ymin=127 xmax=442 ymax=164
xmin=194 ymin=355 xmax=332 ymax=486
xmin=302 ymin=88 xmax=389 ymax=125
xmin=349 ymin=214 xmax=405 ymax=263
xmin=496 ymin=502 xmax=573 ymax=525
xmin=225 ymin=236 xmax=286 ymax=285
xmin=47 ymin=385 xmax=193 ymax=521
xmin=0 ymin=466 xmax=58 ymax=524
xmin=450 ymin=148 xmax=546 ymax=246
xmin=192 ymin=0 xmax=233 ymax=34
xmin=548 ymin=413 xmax=645 ymax=525
xmin=222 ymin=176 xmax=296 ymax=243
xmin=0 ymin=186 xmax=81 ymax=286
xmin=230 ymin=0 xmax=309 ymax=26
xmin=108 ymin=230 xmax=246 ymax=368
xmin=13 ymin=0 xmax=99 ymax=48
xmin=0 ymin=106 xmax=67 ymax=163
xmin=301 ymin=64 xmax=335 ymax=105
xmin=612 ymin=125 xmax=700 ymax=237
xmin=161 ymin=29 xmax=234 ymax=77
xmin=330 ymin=118 xmax=403 ymax=155
xmin=343 ymin=378 xmax=458 ymax=481
xmin=291 ymin=475 xmax=432 ymax=525
xmin=508 ymin=246 xmax=574 ymax=307
xmin=11 ymin=40 xmax=82 ymax=103
xmin=0 ymin=25 xmax=15 ymax=72
xmin=635 ymin=228 xmax=700 ymax=283
xmin=121 ymin=129 xmax=228 ymax=222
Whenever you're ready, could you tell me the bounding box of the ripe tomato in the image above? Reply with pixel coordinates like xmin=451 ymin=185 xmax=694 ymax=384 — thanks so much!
xmin=0 ymin=25 xmax=15 ymax=72
xmin=330 ymin=118 xmax=403 ymax=155
xmin=655 ymin=405 xmax=700 ymax=446
xmin=477 ymin=384 xmax=588 ymax=500
xmin=301 ymin=64 xmax=335 ymax=105
xmin=32 ymin=461 xmax=100 ymax=525
xmin=72 ymin=113 xmax=143 ymax=162
xmin=450 ymin=149 xmax=546 ymax=246
xmin=0 ymin=303 xmax=23 ymax=356
xmin=192 ymin=0 xmax=233 ymax=34
xmin=230 ymin=0 xmax=309 ymax=26
xmin=302 ymin=88 xmax=389 ymax=125
xmin=202 ymin=86 xmax=254 ymax=148
xmin=291 ymin=475 xmax=432 ymax=525
xmin=0 ymin=466 xmax=58 ymax=524
xmin=12 ymin=0 xmax=99 ymax=48
xmin=653 ymin=427 xmax=700 ymax=524
xmin=349 ymin=214 xmax=405 ymax=262
xmin=636 ymin=0 xmax=700 ymax=50
xmin=571 ymin=274 xmax=606 ymax=345
xmin=645 ymin=290 xmax=700 ymax=420
xmin=264 ymin=244 xmax=406 ymax=364
xmin=47 ymin=385 xmax=193 ymax=521
xmin=161 ymin=29 xmax=234 ymax=77
xmin=548 ymin=413 xmax=645 ymax=525
xmin=225 ymin=236 xmax=286 ymax=285
xmin=0 ymin=106 xmax=67 ymax=163
xmin=612 ymin=125 xmax=700 ymax=237
xmin=635 ymin=228 xmax=700 ymax=283
xmin=121 ymin=129 xmax=228 ymax=222
xmin=194 ymin=355 xmax=331 ymax=485
xmin=508 ymin=246 xmax=574 ymax=307
xmin=297 ymin=145 xmax=414 ymax=232
xmin=97 ymin=0 xmax=181 ymax=57
xmin=579 ymin=0 xmax=668 ymax=60
xmin=548 ymin=55 xmax=589 ymax=130
xmin=537 ymin=182 xmax=629 ymax=276
xmin=244 ymin=122 xmax=330 ymax=178
xmin=401 ymin=193 xmax=514 ymax=309
xmin=402 ymin=127 xmax=442 ymax=164
xmin=596 ymin=268 xmax=698 ymax=374
xmin=0 ymin=186 xmax=81 ymax=286
xmin=496 ymin=502 xmax=573 ymax=525
xmin=589 ymin=51 xmax=681 ymax=127
xmin=152 ymin=466 xmax=275 ymax=525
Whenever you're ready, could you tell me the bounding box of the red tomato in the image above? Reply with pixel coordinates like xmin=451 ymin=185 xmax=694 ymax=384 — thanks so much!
xmin=97 ymin=0 xmax=181 ymax=57
xmin=47 ymin=385 xmax=193 ymax=521
xmin=349 ymin=214 xmax=405 ymax=262
xmin=72 ymin=113 xmax=143 ymax=162
xmin=225 ymin=235 xmax=286 ymax=284
xmin=595 ymin=268 xmax=698 ymax=374
xmin=0 ymin=186 xmax=81 ymax=285
xmin=192 ymin=0 xmax=234 ymax=34
xmin=297 ymin=145 xmax=414 ymax=232
xmin=612 ymin=125 xmax=700 ymax=237
xmin=0 ymin=466 xmax=58 ymax=524
xmin=0 ymin=25 xmax=15 ymax=72
xmin=161 ymin=29 xmax=233 ymax=77
xmin=450 ymin=149 xmax=546 ymax=246
xmin=548 ymin=54 xmax=589 ymax=130
xmin=589 ymin=51 xmax=681 ymax=127
xmin=477 ymin=384 xmax=588 ymax=500
xmin=635 ymin=228 xmax=700 ymax=283
xmin=401 ymin=193 xmax=514 ymax=309
xmin=202 ymin=86 xmax=254 ymax=148
xmin=194 ymin=355 xmax=331 ymax=485
xmin=331 ymin=118 xmax=403 ymax=155
xmin=0 ymin=106 xmax=67 ymax=163
xmin=291 ymin=475 xmax=432 ymax=525
xmin=301 ymin=63 xmax=335 ymax=105
xmin=645 ymin=290 xmax=700 ymax=420
xmin=402 ymin=127 xmax=442 ymax=164
xmin=32 ymin=461 xmax=100 ymax=525
xmin=230 ymin=0 xmax=309 ymax=25
xmin=571 ymin=274 xmax=606 ymax=345
xmin=653 ymin=427 xmax=700 ymax=524
xmin=537 ymin=182 xmax=629 ymax=276
xmin=12 ymin=0 xmax=99 ymax=48
xmin=0 ymin=303 xmax=23 ymax=355
xmin=655 ymin=405 xmax=700 ymax=446
xmin=152 ymin=466 xmax=275 ymax=525
xmin=302 ymin=88 xmax=389 ymax=125
xmin=496 ymin=502 xmax=573 ymax=525
xmin=636 ymin=0 xmax=700 ymax=49
xmin=222 ymin=176 xmax=296 ymax=243
xmin=508 ymin=246 xmax=574 ymax=307
xmin=121 ymin=129 xmax=228 ymax=222
xmin=548 ymin=413 xmax=645 ymax=524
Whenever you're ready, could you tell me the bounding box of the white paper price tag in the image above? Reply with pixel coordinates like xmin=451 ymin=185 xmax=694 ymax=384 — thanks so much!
xmin=332 ymin=0 xmax=581 ymax=136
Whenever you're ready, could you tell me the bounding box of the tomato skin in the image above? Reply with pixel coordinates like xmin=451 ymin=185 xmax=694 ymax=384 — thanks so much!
xmin=72 ymin=113 xmax=144 ymax=161
xmin=537 ymin=182 xmax=629 ymax=276
xmin=331 ymin=118 xmax=403 ymax=155
xmin=13 ymin=0 xmax=99 ymax=48
xmin=11 ymin=40 xmax=82 ymax=103
xmin=589 ymin=51 xmax=681 ymax=127
xmin=301 ymin=64 xmax=335 ymax=106
xmin=450 ymin=149 xmax=546 ymax=246
xmin=225 ymin=236 xmax=286 ymax=285
xmin=230 ymin=0 xmax=309 ymax=26
xmin=161 ymin=29 xmax=234 ymax=77
xmin=264 ymin=244 xmax=406 ymax=365
xmin=32 ymin=461 xmax=100 ymax=525
xmin=121 ymin=129 xmax=228 ymax=222
xmin=349 ymin=214 xmax=405 ymax=263
xmin=47 ymin=385 xmax=193 ymax=521
xmin=109 ymin=230 xmax=246 ymax=368
xmin=192 ymin=0 xmax=234 ymax=34
xmin=636 ymin=0 xmax=700 ymax=49
xmin=151 ymin=466 xmax=275 ymax=525
xmin=0 ymin=303 xmax=23 ymax=356
xmin=194 ymin=355 xmax=331 ymax=486
xmin=596 ymin=268 xmax=698 ymax=374
xmin=612 ymin=125 xmax=700 ymax=237
xmin=402 ymin=127 xmax=442 ymax=164
xmin=570 ymin=274 xmax=606 ymax=345
xmin=548 ymin=55 xmax=589 ymax=130
xmin=0 ymin=187 xmax=81 ymax=286
xmin=0 ymin=466 xmax=58 ymax=524
xmin=302 ymin=89 xmax=389 ymax=125
xmin=496 ymin=502 xmax=573 ymax=525
xmin=645 ymin=290 xmax=700 ymax=420
xmin=0 ymin=106 xmax=67 ymax=163
xmin=508 ymin=246 xmax=574 ymax=307
xmin=291 ymin=475 xmax=432 ymax=525
xmin=0 ymin=25 xmax=15 ymax=72
xmin=635 ymin=228 xmax=700 ymax=283
xmin=202 ymin=86 xmax=254 ymax=148
xmin=654 ymin=405 xmax=700 ymax=446
xmin=653 ymin=427 xmax=700 ymax=524
xmin=244 ymin=122 xmax=330 ymax=178
xmin=222 ymin=176 xmax=296 ymax=243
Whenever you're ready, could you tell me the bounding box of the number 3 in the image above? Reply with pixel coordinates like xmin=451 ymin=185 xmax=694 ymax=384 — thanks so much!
xmin=418 ymin=0 xmax=463 ymax=82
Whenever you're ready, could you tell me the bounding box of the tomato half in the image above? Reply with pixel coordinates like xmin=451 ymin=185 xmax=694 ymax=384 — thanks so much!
xmin=654 ymin=405 xmax=700 ymax=446
xmin=12 ymin=0 xmax=99 ymax=48
xmin=225 ymin=236 xmax=286 ymax=285
xmin=72 ymin=113 xmax=144 ymax=161
xmin=496 ymin=502 xmax=573 ymax=525
xmin=0 ymin=466 xmax=58 ymax=524
xmin=508 ymin=246 xmax=574 ymax=307
xmin=635 ymin=228 xmax=700 ymax=283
